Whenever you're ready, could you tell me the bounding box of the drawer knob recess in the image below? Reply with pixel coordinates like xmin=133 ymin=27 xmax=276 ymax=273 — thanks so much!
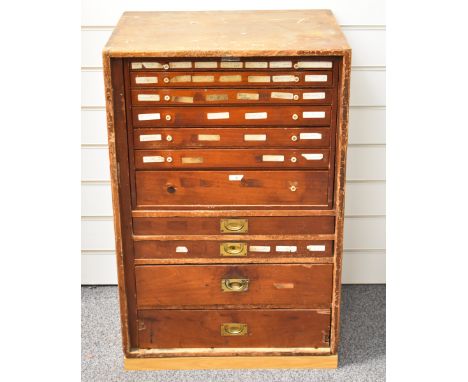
xmin=166 ymin=135 xmax=173 ymax=142
xmin=220 ymin=242 xmax=247 ymax=257
xmin=163 ymin=77 xmax=170 ymax=83
xmin=164 ymin=95 xmax=170 ymax=101
xmin=291 ymin=135 xmax=298 ymax=141
xmin=292 ymin=114 xmax=299 ymax=120
xmin=163 ymin=64 xmax=169 ymax=70
xmin=220 ymin=219 xmax=248 ymax=233
xmin=221 ymin=323 xmax=248 ymax=336
xmin=221 ymin=278 xmax=249 ymax=292
xmin=166 ymin=185 xmax=176 ymax=194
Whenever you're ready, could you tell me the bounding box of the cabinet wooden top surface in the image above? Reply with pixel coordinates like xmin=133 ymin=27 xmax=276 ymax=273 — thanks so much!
xmin=104 ymin=10 xmax=350 ymax=57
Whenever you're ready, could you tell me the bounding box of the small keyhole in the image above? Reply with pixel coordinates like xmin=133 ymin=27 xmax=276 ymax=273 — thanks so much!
xmin=167 ymin=185 xmax=176 ymax=194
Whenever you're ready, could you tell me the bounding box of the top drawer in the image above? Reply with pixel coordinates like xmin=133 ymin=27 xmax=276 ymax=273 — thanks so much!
xmin=129 ymin=58 xmax=337 ymax=71
xmin=130 ymin=70 xmax=334 ymax=88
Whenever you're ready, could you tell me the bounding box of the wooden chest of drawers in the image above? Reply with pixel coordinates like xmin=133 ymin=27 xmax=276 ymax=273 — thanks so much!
xmin=103 ymin=10 xmax=351 ymax=370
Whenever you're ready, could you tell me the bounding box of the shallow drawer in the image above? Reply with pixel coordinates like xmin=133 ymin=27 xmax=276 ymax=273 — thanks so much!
xmin=132 ymin=106 xmax=332 ymax=127
xmin=129 ymin=58 xmax=337 ymax=72
xmin=135 ymin=264 xmax=333 ymax=308
xmin=137 ymin=309 xmax=331 ymax=349
xmin=135 ymin=170 xmax=331 ymax=208
xmin=134 ymin=239 xmax=332 ymax=259
xmin=134 ymin=128 xmax=331 ymax=149
xmin=134 ymin=149 xmax=330 ymax=170
xmin=130 ymin=70 xmax=333 ymax=88
xmin=131 ymin=88 xmax=334 ymax=106
xmin=132 ymin=216 xmax=335 ymax=235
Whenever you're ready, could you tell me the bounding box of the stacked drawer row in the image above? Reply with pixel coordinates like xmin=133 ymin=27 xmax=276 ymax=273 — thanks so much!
xmin=126 ymin=57 xmax=339 ymax=350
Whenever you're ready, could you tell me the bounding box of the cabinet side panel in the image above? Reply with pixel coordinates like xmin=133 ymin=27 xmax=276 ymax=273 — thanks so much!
xmin=330 ymin=51 xmax=351 ymax=354
xmin=104 ymin=55 xmax=138 ymax=352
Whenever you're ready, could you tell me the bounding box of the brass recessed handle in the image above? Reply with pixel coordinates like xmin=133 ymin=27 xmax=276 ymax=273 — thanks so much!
xmin=220 ymin=242 xmax=247 ymax=257
xmin=221 ymin=278 xmax=249 ymax=292
xmin=221 ymin=323 xmax=248 ymax=336
xmin=220 ymin=219 xmax=248 ymax=233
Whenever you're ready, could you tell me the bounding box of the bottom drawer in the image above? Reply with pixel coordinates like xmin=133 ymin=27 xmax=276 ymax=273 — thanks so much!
xmin=138 ymin=309 xmax=331 ymax=349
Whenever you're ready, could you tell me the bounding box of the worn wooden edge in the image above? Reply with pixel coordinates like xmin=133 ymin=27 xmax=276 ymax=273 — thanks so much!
xmin=124 ymin=354 xmax=337 ymax=370
xmin=102 ymin=52 xmax=131 ymax=355
xmin=132 ymin=209 xmax=337 ymax=218
xmin=330 ymin=50 xmax=352 ymax=353
xmin=133 ymin=234 xmax=336 ymax=241
xmin=134 ymin=257 xmax=333 ymax=265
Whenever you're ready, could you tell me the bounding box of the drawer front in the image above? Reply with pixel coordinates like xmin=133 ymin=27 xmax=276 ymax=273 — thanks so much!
xmin=132 ymin=106 xmax=332 ymax=127
xmin=134 ymin=240 xmax=332 ymax=259
xmin=129 ymin=58 xmax=337 ymax=71
xmin=135 ymin=149 xmax=330 ymax=170
xmin=134 ymin=128 xmax=331 ymax=149
xmin=131 ymin=88 xmax=334 ymax=106
xmin=138 ymin=309 xmax=331 ymax=349
xmin=135 ymin=264 xmax=333 ymax=308
xmin=135 ymin=170 xmax=331 ymax=207
xmin=132 ymin=216 xmax=335 ymax=235
xmin=130 ymin=70 xmax=333 ymax=88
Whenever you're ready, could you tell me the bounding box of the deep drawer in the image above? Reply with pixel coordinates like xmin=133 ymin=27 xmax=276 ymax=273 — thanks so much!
xmin=130 ymin=70 xmax=333 ymax=88
xmin=133 ymin=127 xmax=331 ymax=149
xmin=135 ymin=264 xmax=333 ymax=308
xmin=132 ymin=106 xmax=332 ymax=127
xmin=137 ymin=309 xmax=331 ymax=349
xmin=132 ymin=216 xmax=335 ymax=235
xmin=134 ymin=170 xmax=331 ymax=208
xmin=134 ymin=149 xmax=330 ymax=170
xmin=134 ymin=239 xmax=333 ymax=259
xmin=131 ymin=88 xmax=334 ymax=106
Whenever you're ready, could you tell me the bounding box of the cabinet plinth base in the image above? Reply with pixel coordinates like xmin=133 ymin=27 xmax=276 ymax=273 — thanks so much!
xmin=124 ymin=355 xmax=338 ymax=370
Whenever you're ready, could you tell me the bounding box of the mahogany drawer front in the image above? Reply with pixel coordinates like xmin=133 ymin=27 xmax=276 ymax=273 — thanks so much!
xmin=131 ymin=88 xmax=334 ymax=106
xmin=130 ymin=70 xmax=334 ymax=88
xmin=134 ymin=240 xmax=332 ymax=259
xmin=129 ymin=57 xmax=337 ymax=71
xmin=132 ymin=106 xmax=332 ymax=127
xmin=133 ymin=216 xmax=335 ymax=235
xmin=135 ymin=170 xmax=331 ymax=208
xmin=134 ymin=128 xmax=331 ymax=149
xmin=135 ymin=149 xmax=330 ymax=170
xmin=137 ymin=309 xmax=331 ymax=349
xmin=135 ymin=264 xmax=333 ymax=308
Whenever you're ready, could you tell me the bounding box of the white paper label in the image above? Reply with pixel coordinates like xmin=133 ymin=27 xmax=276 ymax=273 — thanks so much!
xmin=303 ymin=111 xmax=326 ymax=119
xmin=207 ymin=112 xmax=230 ymax=120
xmin=132 ymin=62 xmax=163 ymax=69
xmin=305 ymin=74 xmax=328 ymax=82
xmin=198 ymin=134 xmax=220 ymax=141
xmin=244 ymin=134 xmax=267 ymax=141
xmin=220 ymin=61 xmax=243 ymax=68
xmin=248 ymin=76 xmax=270 ymax=82
xmin=229 ymin=174 xmax=244 ymax=181
xmin=307 ymin=245 xmax=326 ymax=252
xmin=245 ymin=112 xmax=267 ymax=120
xmin=137 ymin=94 xmax=160 ymax=101
xmin=249 ymin=246 xmax=271 ymax=252
xmin=270 ymin=61 xmax=292 ymax=68
xmin=138 ymin=113 xmax=161 ymax=121
xmin=297 ymin=61 xmax=332 ymax=68
xmin=271 ymin=92 xmax=294 ymax=100
xmin=276 ymin=246 xmax=297 ymax=253
xmin=245 ymin=61 xmax=268 ymax=68
xmin=302 ymin=153 xmax=324 ymax=160
xmin=139 ymin=134 xmax=162 ymax=142
xmin=262 ymin=155 xmax=284 ymax=162
xmin=303 ymin=92 xmax=326 ymax=100
xmin=135 ymin=76 xmax=158 ymax=84
xmin=175 ymin=246 xmax=189 ymax=253
xmin=169 ymin=61 xmax=192 ymax=68
xmin=194 ymin=61 xmax=217 ymax=68
xmin=142 ymin=156 xmax=165 ymax=163
xmin=272 ymin=75 xmax=296 ymax=82
xmin=300 ymin=133 xmax=322 ymax=140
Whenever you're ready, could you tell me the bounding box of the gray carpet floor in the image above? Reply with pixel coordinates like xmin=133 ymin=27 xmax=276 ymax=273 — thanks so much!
xmin=82 ymin=285 xmax=385 ymax=382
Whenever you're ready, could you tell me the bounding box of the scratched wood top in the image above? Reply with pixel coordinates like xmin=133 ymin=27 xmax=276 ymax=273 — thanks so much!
xmin=104 ymin=10 xmax=350 ymax=57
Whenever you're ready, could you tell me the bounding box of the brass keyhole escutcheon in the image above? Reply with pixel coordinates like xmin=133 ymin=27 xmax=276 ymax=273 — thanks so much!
xmin=221 ymin=278 xmax=249 ymax=292
xmin=221 ymin=323 xmax=248 ymax=336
